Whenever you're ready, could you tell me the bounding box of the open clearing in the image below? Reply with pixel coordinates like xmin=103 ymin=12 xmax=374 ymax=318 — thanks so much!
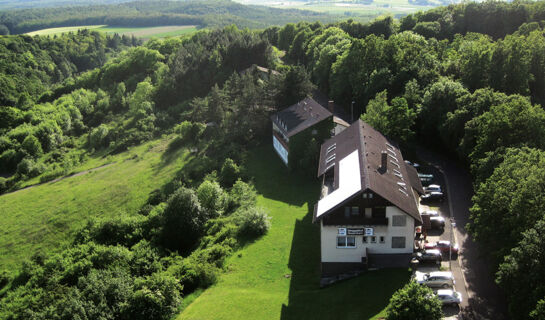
xmin=26 ymin=25 xmax=198 ymax=39
xmin=0 ymin=136 xmax=190 ymax=271
xmin=178 ymin=145 xmax=410 ymax=320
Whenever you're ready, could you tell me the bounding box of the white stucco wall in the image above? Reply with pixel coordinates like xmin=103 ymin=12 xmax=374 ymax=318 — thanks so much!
xmin=320 ymin=206 xmax=416 ymax=263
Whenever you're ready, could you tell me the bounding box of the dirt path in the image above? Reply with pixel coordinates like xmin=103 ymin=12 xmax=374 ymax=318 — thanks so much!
xmin=417 ymin=147 xmax=508 ymax=320
xmin=5 ymin=162 xmax=115 ymax=195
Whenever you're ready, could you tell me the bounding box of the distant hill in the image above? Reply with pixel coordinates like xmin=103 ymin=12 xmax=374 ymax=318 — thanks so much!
xmin=0 ymin=0 xmax=343 ymax=35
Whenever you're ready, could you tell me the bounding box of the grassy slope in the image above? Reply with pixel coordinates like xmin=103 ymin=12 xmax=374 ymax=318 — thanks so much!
xmin=178 ymin=145 xmax=410 ymax=320
xmin=0 ymin=136 xmax=190 ymax=271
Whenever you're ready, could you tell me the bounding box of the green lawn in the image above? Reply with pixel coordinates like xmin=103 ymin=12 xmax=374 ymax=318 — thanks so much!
xmin=26 ymin=25 xmax=198 ymax=39
xmin=0 ymin=136 xmax=190 ymax=271
xmin=178 ymin=145 xmax=410 ymax=320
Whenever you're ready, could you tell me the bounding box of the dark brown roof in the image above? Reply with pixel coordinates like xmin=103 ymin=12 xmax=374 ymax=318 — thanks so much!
xmin=316 ymin=120 xmax=421 ymax=223
xmin=271 ymin=97 xmax=332 ymax=137
xmin=405 ymin=163 xmax=425 ymax=195
xmin=312 ymin=90 xmax=351 ymax=123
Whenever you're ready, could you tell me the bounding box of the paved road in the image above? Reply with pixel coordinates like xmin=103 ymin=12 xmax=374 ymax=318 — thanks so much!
xmin=417 ymin=147 xmax=508 ymax=320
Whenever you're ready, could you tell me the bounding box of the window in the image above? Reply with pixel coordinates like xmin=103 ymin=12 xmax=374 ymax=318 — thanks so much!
xmin=392 ymin=215 xmax=407 ymax=227
xmin=344 ymin=207 xmax=350 ymax=218
xmin=363 ymin=236 xmax=368 ymax=243
xmin=380 ymin=236 xmax=385 ymax=243
xmin=392 ymin=236 xmax=406 ymax=248
xmin=372 ymin=207 xmax=386 ymax=218
xmin=337 ymin=236 xmax=356 ymax=248
xmin=370 ymin=236 xmax=377 ymax=243
xmin=351 ymin=206 xmax=359 ymax=215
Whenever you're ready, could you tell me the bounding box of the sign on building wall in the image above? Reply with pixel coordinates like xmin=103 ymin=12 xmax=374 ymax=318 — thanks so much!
xmin=272 ymin=135 xmax=288 ymax=165
xmin=364 ymin=228 xmax=374 ymax=236
xmin=338 ymin=228 xmax=347 ymax=235
xmin=347 ymin=228 xmax=364 ymax=235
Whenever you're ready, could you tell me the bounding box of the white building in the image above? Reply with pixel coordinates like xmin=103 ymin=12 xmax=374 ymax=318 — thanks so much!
xmin=313 ymin=120 xmax=424 ymax=276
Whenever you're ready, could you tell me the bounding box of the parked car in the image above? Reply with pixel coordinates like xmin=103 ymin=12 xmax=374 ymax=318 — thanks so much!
xmin=424 ymin=184 xmax=442 ymax=193
xmin=415 ymin=271 xmax=455 ymax=288
xmin=430 ymin=216 xmax=446 ymax=229
xmin=425 ymin=240 xmax=459 ymax=254
xmin=413 ymin=249 xmax=442 ymax=264
xmin=420 ymin=210 xmax=439 ymax=216
xmin=436 ymin=289 xmax=462 ymax=306
xmin=420 ymin=192 xmax=444 ymax=203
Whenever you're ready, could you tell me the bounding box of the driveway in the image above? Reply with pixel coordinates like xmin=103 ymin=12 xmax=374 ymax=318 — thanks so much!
xmin=416 ymin=147 xmax=508 ymax=320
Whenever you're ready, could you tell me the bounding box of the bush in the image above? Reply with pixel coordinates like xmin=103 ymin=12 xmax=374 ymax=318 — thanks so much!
xmin=161 ymin=187 xmax=209 ymax=253
xmin=74 ymin=215 xmax=145 ymax=247
xmin=229 ymin=180 xmax=257 ymax=210
xmin=16 ymin=158 xmax=35 ymax=176
xmin=234 ymin=206 xmax=271 ymax=237
xmin=129 ymin=272 xmax=182 ymax=320
xmin=173 ymin=256 xmax=219 ymax=294
xmin=196 ymin=180 xmax=227 ymax=216
xmin=386 ymin=281 xmax=443 ymax=320
xmin=21 ymin=134 xmax=43 ymax=158
xmin=88 ymin=124 xmax=110 ymax=149
xmin=219 ymin=158 xmax=241 ymax=188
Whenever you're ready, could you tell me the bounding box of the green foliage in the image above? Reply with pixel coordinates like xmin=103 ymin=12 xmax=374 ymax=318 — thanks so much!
xmin=234 ymin=206 xmax=271 ymax=237
xmin=229 ymin=179 xmax=257 ymax=210
xmin=218 ymin=158 xmax=241 ymax=188
xmin=386 ymin=281 xmax=443 ymax=320
xmin=161 ymin=187 xmax=208 ymax=253
xmin=468 ymin=148 xmax=545 ymax=264
xmin=496 ymin=217 xmax=545 ymax=320
xmin=361 ymin=90 xmax=416 ymax=144
xmin=196 ymin=180 xmax=227 ymax=217
xmin=21 ymin=135 xmax=43 ymax=158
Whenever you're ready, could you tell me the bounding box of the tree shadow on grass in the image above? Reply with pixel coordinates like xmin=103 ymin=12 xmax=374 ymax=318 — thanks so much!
xmin=245 ymin=145 xmax=320 ymax=207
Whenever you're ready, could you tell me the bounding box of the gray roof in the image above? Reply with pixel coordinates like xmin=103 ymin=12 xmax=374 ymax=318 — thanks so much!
xmin=271 ymin=97 xmax=332 ymax=137
xmin=316 ymin=120 xmax=421 ymax=223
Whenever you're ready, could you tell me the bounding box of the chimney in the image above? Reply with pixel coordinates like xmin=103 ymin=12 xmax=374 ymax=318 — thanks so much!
xmin=328 ymin=100 xmax=335 ymax=113
xmin=380 ymin=151 xmax=388 ymax=173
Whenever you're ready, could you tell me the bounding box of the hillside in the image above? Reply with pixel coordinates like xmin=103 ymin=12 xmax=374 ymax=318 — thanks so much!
xmin=0 ymin=0 xmax=341 ymax=35
xmin=0 ymin=136 xmax=189 ymax=270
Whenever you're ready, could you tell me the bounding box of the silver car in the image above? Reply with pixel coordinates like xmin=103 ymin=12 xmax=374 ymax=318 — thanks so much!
xmin=415 ymin=271 xmax=455 ymax=288
xmin=436 ymin=289 xmax=462 ymax=306
xmin=424 ymin=184 xmax=442 ymax=193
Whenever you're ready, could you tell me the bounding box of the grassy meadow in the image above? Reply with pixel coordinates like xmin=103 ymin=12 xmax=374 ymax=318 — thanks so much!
xmin=178 ymin=145 xmax=410 ymax=320
xmin=0 ymin=136 xmax=190 ymax=271
xmin=26 ymin=25 xmax=198 ymax=39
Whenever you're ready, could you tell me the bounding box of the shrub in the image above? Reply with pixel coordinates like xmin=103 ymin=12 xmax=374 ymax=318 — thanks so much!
xmin=174 ymin=256 xmax=219 ymax=294
xmin=161 ymin=187 xmax=209 ymax=253
xmin=219 ymin=158 xmax=241 ymax=187
xmin=88 ymin=124 xmax=110 ymax=149
xmin=0 ymin=270 xmax=10 ymax=289
xmin=21 ymin=134 xmax=43 ymax=158
xmin=196 ymin=180 xmax=227 ymax=216
xmin=16 ymin=158 xmax=34 ymax=176
xmin=74 ymin=215 xmax=145 ymax=247
xmin=234 ymin=206 xmax=271 ymax=237
xmin=229 ymin=180 xmax=257 ymax=210
xmin=386 ymin=281 xmax=443 ymax=320
xmin=129 ymin=272 xmax=182 ymax=320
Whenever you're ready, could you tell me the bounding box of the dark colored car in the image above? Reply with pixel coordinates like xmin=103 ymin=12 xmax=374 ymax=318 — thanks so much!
xmin=430 ymin=216 xmax=445 ymax=229
xmin=414 ymin=249 xmax=442 ymax=264
xmin=420 ymin=191 xmax=444 ymax=203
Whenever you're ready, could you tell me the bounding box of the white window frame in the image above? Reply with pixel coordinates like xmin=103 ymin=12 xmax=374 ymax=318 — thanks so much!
xmin=337 ymin=236 xmax=356 ymax=248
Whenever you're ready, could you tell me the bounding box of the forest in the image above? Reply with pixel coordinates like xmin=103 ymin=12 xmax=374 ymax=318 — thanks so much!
xmin=0 ymin=0 xmax=339 ymax=35
xmin=1 ymin=0 xmax=545 ymax=319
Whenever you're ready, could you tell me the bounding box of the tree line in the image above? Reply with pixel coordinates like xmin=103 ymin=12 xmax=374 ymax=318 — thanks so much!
xmin=262 ymin=4 xmax=545 ymax=318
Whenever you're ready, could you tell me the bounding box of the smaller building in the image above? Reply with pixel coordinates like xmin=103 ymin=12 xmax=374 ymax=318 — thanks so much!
xmin=271 ymin=97 xmax=333 ymax=167
xmin=313 ymin=120 xmax=424 ymax=276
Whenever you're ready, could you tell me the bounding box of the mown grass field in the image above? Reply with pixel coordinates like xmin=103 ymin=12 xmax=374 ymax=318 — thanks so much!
xmin=26 ymin=25 xmax=198 ymax=39
xmin=235 ymin=0 xmax=440 ymax=17
xmin=178 ymin=145 xmax=410 ymax=320
xmin=0 ymin=136 xmax=190 ymax=271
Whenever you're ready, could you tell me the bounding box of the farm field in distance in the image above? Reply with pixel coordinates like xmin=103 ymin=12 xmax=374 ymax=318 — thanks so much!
xmin=26 ymin=25 xmax=198 ymax=39
xmin=234 ymin=0 xmax=447 ymax=17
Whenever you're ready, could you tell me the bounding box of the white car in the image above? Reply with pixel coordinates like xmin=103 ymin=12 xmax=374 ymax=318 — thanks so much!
xmin=420 ymin=210 xmax=439 ymax=216
xmin=424 ymin=184 xmax=442 ymax=193
xmin=415 ymin=271 xmax=455 ymax=288
xmin=436 ymin=289 xmax=462 ymax=306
